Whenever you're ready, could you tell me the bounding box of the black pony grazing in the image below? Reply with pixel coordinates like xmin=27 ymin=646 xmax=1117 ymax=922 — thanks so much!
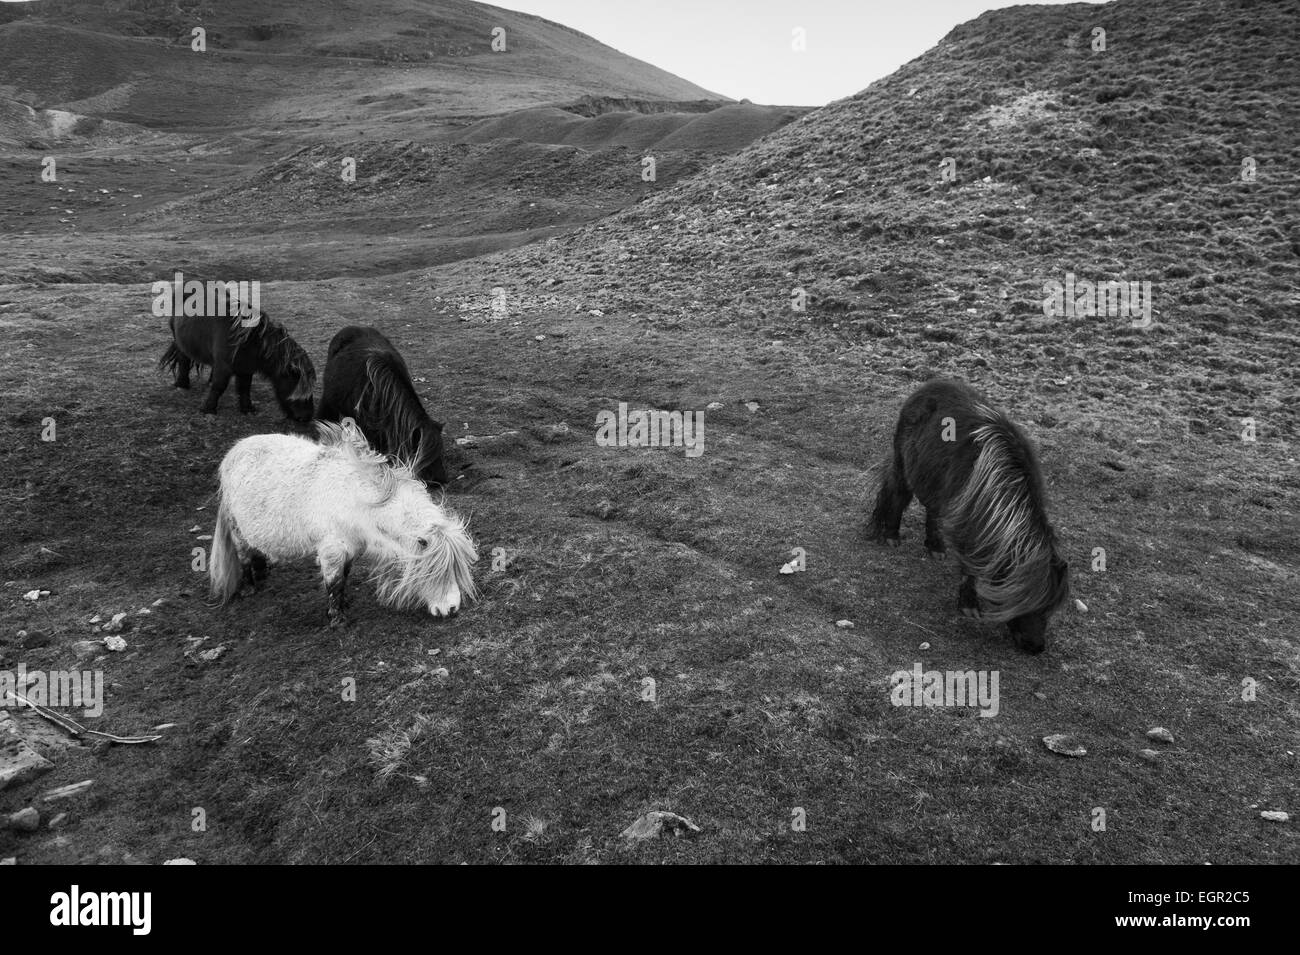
xmin=158 ymin=295 xmax=315 ymax=422
xmin=869 ymin=379 xmax=1069 ymax=653
xmin=316 ymin=325 xmax=449 ymax=489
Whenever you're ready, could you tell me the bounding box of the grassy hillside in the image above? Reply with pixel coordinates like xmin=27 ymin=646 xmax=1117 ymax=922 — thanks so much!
xmin=0 ymin=0 xmax=725 ymax=131
xmin=455 ymin=0 xmax=1300 ymax=440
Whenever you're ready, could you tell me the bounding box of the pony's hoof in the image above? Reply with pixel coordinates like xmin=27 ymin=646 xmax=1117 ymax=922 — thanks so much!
xmin=960 ymin=606 xmax=982 ymax=619
xmin=240 ymin=405 xmax=258 ymax=415
xmin=199 ymin=407 xmax=218 ymax=416
xmin=173 ymin=381 xmax=190 ymax=390
xmin=926 ymin=548 xmax=946 ymax=560
xmin=327 ymin=609 xmax=349 ymax=629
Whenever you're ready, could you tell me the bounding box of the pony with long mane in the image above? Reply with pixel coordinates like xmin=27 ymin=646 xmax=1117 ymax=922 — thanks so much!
xmin=316 ymin=325 xmax=449 ymax=488
xmin=869 ymin=378 xmax=1069 ymax=653
xmin=209 ymin=419 xmax=477 ymax=624
xmin=158 ymin=289 xmax=315 ymax=422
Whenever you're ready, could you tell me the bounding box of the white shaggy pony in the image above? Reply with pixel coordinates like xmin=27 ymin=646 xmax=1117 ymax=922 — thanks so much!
xmin=210 ymin=419 xmax=477 ymax=624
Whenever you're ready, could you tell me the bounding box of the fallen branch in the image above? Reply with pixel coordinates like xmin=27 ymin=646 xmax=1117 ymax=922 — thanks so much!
xmin=1 ymin=691 xmax=163 ymax=745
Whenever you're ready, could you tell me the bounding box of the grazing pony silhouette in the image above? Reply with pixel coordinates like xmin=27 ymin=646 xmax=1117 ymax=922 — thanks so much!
xmin=316 ymin=326 xmax=449 ymax=488
xmin=869 ymin=379 xmax=1069 ymax=653
xmin=209 ymin=419 xmax=477 ymax=625
xmin=159 ymin=291 xmax=315 ymax=422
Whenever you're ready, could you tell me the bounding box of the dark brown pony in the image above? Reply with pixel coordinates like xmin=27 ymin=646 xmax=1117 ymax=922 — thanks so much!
xmin=158 ymin=300 xmax=315 ymax=422
xmin=869 ymin=379 xmax=1069 ymax=653
xmin=316 ymin=326 xmax=448 ymax=489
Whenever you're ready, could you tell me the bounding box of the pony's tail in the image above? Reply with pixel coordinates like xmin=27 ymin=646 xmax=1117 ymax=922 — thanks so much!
xmin=208 ymin=494 xmax=242 ymax=605
xmin=158 ymin=342 xmax=183 ymax=376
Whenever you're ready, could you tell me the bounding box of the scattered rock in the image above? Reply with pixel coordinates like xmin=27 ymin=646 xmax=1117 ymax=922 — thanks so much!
xmin=778 ymin=560 xmax=802 ymax=575
xmin=0 ymin=858 xmax=14 ymax=865
xmin=835 ymin=619 xmax=854 ymax=629
xmin=104 ymin=636 xmax=127 ymax=652
xmin=620 ymin=810 xmax=700 ymax=843
xmin=3 ymin=807 xmax=39 ymax=832
xmin=70 ymin=640 xmax=101 ymax=661
xmin=1147 ymin=727 xmax=1175 ymax=744
xmin=101 ymin=612 xmax=129 ymax=633
xmin=18 ymin=630 xmax=50 ymax=649
xmin=163 ymin=858 xmax=197 ymax=865
xmin=919 ymin=641 xmax=931 ymax=651
xmin=706 ymin=401 xmax=724 ymax=410
xmin=1260 ymin=810 xmax=1289 ymax=823
xmin=1074 ymin=598 xmax=1088 ymax=612
xmin=0 ymin=713 xmax=55 ymax=790
xmin=744 ymin=401 xmax=760 ymax=412
xmin=1042 ymin=734 xmax=1087 ymax=757
xmin=1138 ymin=748 xmax=1161 ymax=762
xmin=153 ymin=723 xmax=177 ymax=731
xmin=22 ymin=590 xmax=49 ymax=601
xmin=88 ymin=614 xmax=102 ymax=625
xmin=198 ymin=645 xmax=228 ymax=662
xmin=48 ymin=812 xmax=68 ymax=830
xmin=42 ymin=780 xmax=94 ymax=802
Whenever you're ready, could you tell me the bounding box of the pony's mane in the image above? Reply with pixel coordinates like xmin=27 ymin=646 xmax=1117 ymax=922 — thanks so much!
xmin=315 ymin=419 xmax=418 ymax=505
xmin=359 ymin=350 xmax=440 ymax=472
xmin=945 ymin=408 xmax=1068 ymax=622
xmin=234 ymin=315 xmax=315 ymax=399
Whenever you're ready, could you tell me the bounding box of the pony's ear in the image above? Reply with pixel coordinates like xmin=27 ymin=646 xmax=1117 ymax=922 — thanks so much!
xmin=339 ymin=417 xmax=369 ymax=448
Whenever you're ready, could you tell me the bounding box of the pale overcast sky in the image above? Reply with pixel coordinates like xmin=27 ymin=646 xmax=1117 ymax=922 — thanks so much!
xmin=498 ymin=0 xmax=1107 ymax=106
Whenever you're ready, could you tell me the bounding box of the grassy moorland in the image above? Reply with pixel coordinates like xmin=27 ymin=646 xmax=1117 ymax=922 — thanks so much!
xmin=1 ymin=0 xmax=1297 ymax=863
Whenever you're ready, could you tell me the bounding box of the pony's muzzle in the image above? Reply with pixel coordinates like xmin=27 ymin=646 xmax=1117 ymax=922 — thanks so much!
xmin=286 ymin=399 xmax=315 ymax=424
xmin=428 ymin=586 xmax=462 ymax=619
xmin=1008 ymin=615 xmax=1048 ymax=654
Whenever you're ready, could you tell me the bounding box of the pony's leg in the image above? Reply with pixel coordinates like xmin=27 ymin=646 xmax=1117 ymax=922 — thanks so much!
xmin=172 ymin=354 xmax=192 ymax=390
xmin=958 ymin=575 xmax=982 ymax=618
xmin=235 ymin=373 xmax=257 ymax=415
xmin=339 ymin=559 xmax=353 ymax=609
xmin=240 ymin=550 xmax=269 ymax=594
xmin=318 ymin=540 xmax=351 ymax=627
xmin=230 ymin=530 xmax=259 ymax=598
xmin=200 ymin=369 xmax=232 ymax=415
xmin=924 ymin=509 xmax=946 ymax=558
xmin=869 ymin=455 xmax=912 ymax=547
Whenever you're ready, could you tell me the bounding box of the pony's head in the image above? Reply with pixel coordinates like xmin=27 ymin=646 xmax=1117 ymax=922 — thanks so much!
xmin=250 ymin=315 xmax=316 ymax=423
xmin=1005 ymin=552 xmax=1070 ymax=654
xmin=948 ymin=419 xmax=1070 ymax=654
xmin=322 ymin=420 xmax=477 ymax=617
xmin=361 ymin=354 xmax=449 ymax=489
